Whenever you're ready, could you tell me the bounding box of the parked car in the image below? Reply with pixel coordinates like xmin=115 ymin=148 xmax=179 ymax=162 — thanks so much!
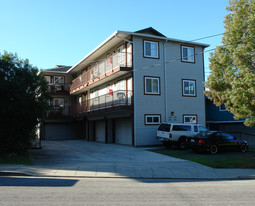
xmin=187 ymin=131 xmax=248 ymax=154
xmin=156 ymin=123 xmax=208 ymax=149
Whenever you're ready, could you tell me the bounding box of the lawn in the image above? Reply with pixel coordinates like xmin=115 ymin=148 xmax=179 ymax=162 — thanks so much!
xmin=0 ymin=153 xmax=33 ymax=165
xmin=149 ymin=148 xmax=255 ymax=169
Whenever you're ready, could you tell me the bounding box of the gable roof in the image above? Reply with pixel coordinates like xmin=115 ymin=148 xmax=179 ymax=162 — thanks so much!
xmin=41 ymin=65 xmax=72 ymax=74
xmin=135 ymin=27 xmax=166 ymax=37
xmin=67 ymin=27 xmax=210 ymax=74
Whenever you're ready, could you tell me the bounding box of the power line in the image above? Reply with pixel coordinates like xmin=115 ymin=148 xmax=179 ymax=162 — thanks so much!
xmin=131 ymin=34 xmax=255 ymax=73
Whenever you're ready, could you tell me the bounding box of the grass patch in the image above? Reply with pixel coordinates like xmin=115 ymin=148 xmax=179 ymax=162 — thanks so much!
xmin=0 ymin=153 xmax=33 ymax=165
xmin=149 ymin=148 xmax=255 ymax=169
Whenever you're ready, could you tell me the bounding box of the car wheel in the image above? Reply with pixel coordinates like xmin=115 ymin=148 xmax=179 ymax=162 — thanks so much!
xmin=209 ymin=145 xmax=218 ymax=155
xmin=178 ymin=138 xmax=187 ymax=150
xmin=240 ymin=144 xmax=247 ymax=153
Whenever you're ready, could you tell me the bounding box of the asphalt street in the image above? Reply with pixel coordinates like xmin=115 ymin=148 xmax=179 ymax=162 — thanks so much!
xmin=0 ymin=176 xmax=255 ymax=205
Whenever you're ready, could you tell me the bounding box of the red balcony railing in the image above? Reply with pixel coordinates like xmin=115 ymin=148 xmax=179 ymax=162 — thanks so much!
xmin=72 ymin=90 xmax=132 ymax=115
xmin=70 ymin=51 xmax=132 ymax=93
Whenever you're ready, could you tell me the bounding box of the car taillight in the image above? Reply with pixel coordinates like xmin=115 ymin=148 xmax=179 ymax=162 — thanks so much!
xmin=169 ymin=133 xmax=172 ymax=138
xmin=198 ymin=139 xmax=205 ymax=144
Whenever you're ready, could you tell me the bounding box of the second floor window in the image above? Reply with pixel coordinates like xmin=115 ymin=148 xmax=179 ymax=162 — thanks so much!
xmin=182 ymin=79 xmax=196 ymax=97
xmin=144 ymin=40 xmax=159 ymax=58
xmin=144 ymin=76 xmax=160 ymax=95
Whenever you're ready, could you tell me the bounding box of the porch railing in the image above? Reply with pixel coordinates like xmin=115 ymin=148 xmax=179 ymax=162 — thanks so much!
xmin=70 ymin=51 xmax=132 ymax=92
xmin=72 ymin=90 xmax=132 ymax=115
xmin=47 ymin=106 xmax=73 ymax=118
xmin=48 ymin=83 xmax=70 ymax=94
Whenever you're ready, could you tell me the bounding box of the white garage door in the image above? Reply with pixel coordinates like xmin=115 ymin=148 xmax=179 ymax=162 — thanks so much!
xmin=115 ymin=118 xmax=132 ymax=145
xmin=45 ymin=123 xmax=80 ymax=140
xmin=95 ymin=120 xmax=105 ymax=142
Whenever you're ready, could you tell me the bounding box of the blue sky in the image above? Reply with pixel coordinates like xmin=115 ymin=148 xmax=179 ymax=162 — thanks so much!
xmin=0 ymin=0 xmax=229 ymax=76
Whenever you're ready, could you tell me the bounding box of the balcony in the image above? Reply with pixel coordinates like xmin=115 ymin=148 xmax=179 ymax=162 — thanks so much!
xmin=70 ymin=51 xmax=132 ymax=94
xmin=49 ymin=83 xmax=70 ymax=95
xmin=72 ymin=90 xmax=132 ymax=115
xmin=47 ymin=106 xmax=73 ymax=119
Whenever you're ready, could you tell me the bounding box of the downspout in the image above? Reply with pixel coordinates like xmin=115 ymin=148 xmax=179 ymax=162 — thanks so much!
xmin=163 ymin=39 xmax=168 ymax=123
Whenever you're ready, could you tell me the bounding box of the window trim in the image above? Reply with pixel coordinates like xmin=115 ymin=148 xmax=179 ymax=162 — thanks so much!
xmin=181 ymin=45 xmax=195 ymax=63
xmin=143 ymin=40 xmax=159 ymax=59
xmin=182 ymin=79 xmax=197 ymax=97
xmin=144 ymin=76 xmax=160 ymax=95
xmin=183 ymin=114 xmax=198 ymax=124
xmin=144 ymin=114 xmax=161 ymax=125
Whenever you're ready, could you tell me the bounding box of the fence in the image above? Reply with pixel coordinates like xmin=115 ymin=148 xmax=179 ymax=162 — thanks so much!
xmin=70 ymin=51 xmax=132 ymax=92
xmin=73 ymin=90 xmax=132 ymax=115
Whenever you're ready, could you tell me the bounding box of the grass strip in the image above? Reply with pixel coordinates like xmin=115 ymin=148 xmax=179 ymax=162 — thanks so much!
xmin=149 ymin=149 xmax=255 ymax=169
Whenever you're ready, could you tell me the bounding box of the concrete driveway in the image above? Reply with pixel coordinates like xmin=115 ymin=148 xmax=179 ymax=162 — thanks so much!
xmin=2 ymin=140 xmax=255 ymax=179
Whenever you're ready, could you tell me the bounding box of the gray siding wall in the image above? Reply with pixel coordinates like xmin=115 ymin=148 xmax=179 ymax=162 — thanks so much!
xmin=133 ymin=36 xmax=206 ymax=146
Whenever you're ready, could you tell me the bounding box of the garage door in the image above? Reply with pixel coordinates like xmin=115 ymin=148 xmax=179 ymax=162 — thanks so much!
xmin=115 ymin=118 xmax=132 ymax=145
xmin=95 ymin=120 xmax=105 ymax=142
xmin=45 ymin=122 xmax=81 ymax=140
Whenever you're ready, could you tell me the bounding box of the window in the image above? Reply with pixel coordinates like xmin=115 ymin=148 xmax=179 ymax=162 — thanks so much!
xmin=54 ymin=76 xmax=64 ymax=84
xmin=181 ymin=46 xmax=195 ymax=62
xmin=172 ymin=125 xmax=192 ymax=131
xmin=145 ymin=114 xmax=161 ymax=125
xmin=52 ymin=98 xmax=64 ymax=108
xmin=145 ymin=76 xmax=160 ymax=95
xmin=45 ymin=76 xmax=51 ymax=83
xmin=199 ymin=126 xmax=208 ymax=132
xmin=183 ymin=115 xmax=197 ymax=124
xmin=182 ymin=79 xmax=196 ymax=96
xmin=157 ymin=123 xmax=171 ymax=132
xmin=221 ymin=133 xmax=234 ymax=140
xmin=144 ymin=40 xmax=159 ymax=58
xmin=219 ymin=104 xmax=227 ymax=111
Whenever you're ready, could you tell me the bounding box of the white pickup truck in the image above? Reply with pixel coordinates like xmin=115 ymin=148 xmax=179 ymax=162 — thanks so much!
xmin=156 ymin=123 xmax=208 ymax=149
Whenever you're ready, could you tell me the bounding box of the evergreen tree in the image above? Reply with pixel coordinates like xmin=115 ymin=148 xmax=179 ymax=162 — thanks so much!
xmin=0 ymin=51 xmax=51 ymax=155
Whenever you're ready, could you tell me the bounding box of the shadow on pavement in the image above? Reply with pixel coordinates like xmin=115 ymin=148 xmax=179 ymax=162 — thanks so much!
xmin=0 ymin=176 xmax=78 ymax=187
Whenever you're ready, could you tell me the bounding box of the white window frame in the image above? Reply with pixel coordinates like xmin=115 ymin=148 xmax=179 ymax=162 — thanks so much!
xmin=182 ymin=79 xmax=196 ymax=96
xmin=144 ymin=76 xmax=160 ymax=95
xmin=144 ymin=40 xmax=159 ymax=58
xmin=181 ymin=46 xmax=195 ymax=63
xmin=183 ymin=115 xmax=197 ymax=124
xmin=145 ymin=114 xmax=161 ymax=125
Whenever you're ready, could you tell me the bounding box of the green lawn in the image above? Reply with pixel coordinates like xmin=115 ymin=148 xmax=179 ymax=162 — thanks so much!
xmin=0 ymin=153 xmax=33 ymax=165
xmin=149 ymin=148 xmax=255 ymax=169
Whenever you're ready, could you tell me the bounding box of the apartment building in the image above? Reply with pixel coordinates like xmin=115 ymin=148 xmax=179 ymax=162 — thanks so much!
xmin=41 ymin=27 xmax=209 ymax=146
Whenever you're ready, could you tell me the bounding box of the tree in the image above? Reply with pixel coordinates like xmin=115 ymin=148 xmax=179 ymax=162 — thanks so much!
xmin=205 ymin=0 xmax=255 ymax=126
xmin=0 ymin=51 xmax=51 ymax=155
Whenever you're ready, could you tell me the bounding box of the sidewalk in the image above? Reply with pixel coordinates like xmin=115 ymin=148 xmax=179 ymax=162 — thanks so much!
xmin=1 ymin=140 xmax=255 ymax=180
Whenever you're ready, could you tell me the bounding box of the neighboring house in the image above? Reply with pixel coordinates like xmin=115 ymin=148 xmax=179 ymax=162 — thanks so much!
xmin=206 ymin=97 xmax=255 ymax=147
xmin=41 ymin=27 xmax=209 ymax=146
